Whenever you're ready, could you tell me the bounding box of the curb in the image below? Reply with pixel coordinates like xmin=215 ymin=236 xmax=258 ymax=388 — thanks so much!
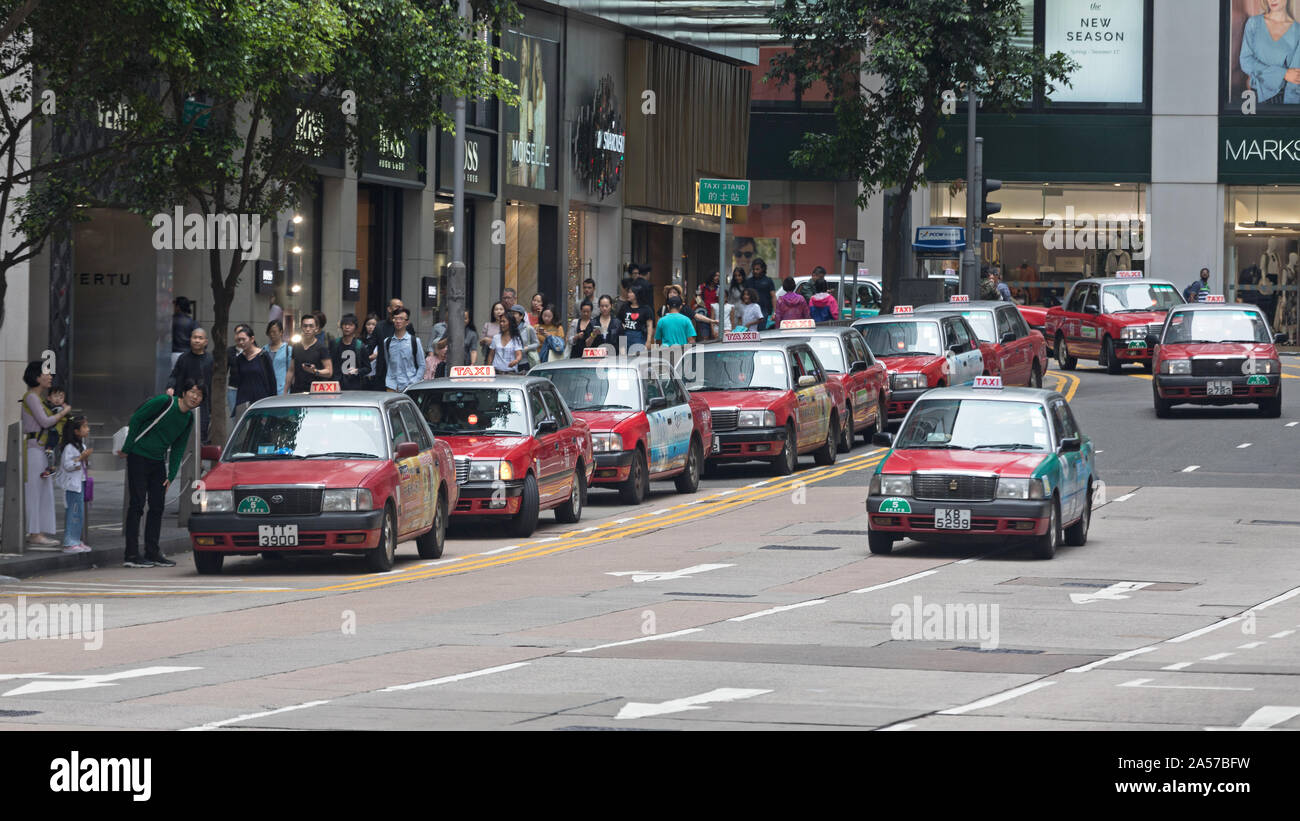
xmin=0 ymin=533 xmax=192 ymax=581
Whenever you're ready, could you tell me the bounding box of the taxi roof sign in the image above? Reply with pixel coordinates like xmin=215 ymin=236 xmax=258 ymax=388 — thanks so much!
xmin=779 ymin=319 xmax=815 ymax=330
xmin=973 ymin=375 xmax=1003 ymax=389
xmin=450 ymin=365 xmax=495 ymax=379
xmin=1205 ymin=294 xmax=1226 ymax=303
xmin=309 ymin=381 xmax=341 ymax=393
xmin=581 ymin=347 xmax=608 ymax=358
xmin=1115 ymin=270 xmax=1143 ymax=279
xmin=724 ymin=331 xmax=760 ymax=342
xmin=949 ymin=294 xmax=971 ymax=303
xmin=893 ymin=305 xmax=914 ymax=315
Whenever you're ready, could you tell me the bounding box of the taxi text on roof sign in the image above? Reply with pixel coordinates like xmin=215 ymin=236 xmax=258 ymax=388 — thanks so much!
xmin=450 ymin=365 xmax=495 ymax=378
xmin=973 ymin=375 xmax=1003 ymax=389
xmin=582 ymin=347 xmax=608 ymax=358
xmin=949 ymin=295 xmax=971 ymax=303
xmin=894 ymin=305 xmax=914 ymax=315
xmin=1115 ymin=270 xmax=1144 ymax=279
xmin=779 ymin=319 xmax=815 ymax=330
xmin=724 ymin=331 xmax=760 ymax=342
xmin=309 ymin=381 xmax=341 ymax=393
xmin=1205 ymin=294 xmax=1226 ymax=303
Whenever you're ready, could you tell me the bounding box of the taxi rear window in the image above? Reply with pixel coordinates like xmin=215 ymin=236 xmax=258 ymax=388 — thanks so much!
xmin=226 ymin=406 xmax=386 ymax=460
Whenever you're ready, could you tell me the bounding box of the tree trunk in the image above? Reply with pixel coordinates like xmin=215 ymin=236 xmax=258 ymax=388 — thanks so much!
xmin=208 ymin=248 xmax=232 ymax=444
xmin=881 ymin=194 xmax=909 ymax=313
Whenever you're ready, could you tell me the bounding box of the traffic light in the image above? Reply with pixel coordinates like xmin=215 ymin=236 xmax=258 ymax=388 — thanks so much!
xmin=981 ymin=178 xmax=1002 ymax=223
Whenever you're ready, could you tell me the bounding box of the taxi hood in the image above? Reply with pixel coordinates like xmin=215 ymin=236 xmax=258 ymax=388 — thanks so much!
xmin=573 ymin=410 xmax=640 ymax=432
xmin=1159 ymin=342 xmax=1277 ymax=359
xmin=693 ymin=389 xmax=789 ymax=409
xmin=879 ymin=354 xmax=943 ymax=374
xmin=883 ymin=448 xmax=1049 ymax=478
xmin=439 ymin=434 xmax=536 ymax=460
xmin=206 ymin=458 xmax=385 ymax=489
xmin=1105 ymin=310 xmax=1167 ymax=326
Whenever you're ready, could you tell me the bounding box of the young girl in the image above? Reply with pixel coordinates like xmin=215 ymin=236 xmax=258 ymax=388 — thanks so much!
xmin=537 ymin=306 xmax=566 ymax=361
xmin=56 ymin=415 xmax=93 ymax=553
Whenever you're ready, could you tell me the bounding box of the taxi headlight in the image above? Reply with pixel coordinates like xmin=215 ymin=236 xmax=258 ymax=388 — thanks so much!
xmin=592 ymin=433 xmax=624 ymax=453
xmin=1244 ymin=358 xmax=1277 ymax=375
xmin=1160 ymin=359 xmax=1191 ymax=375
xmin=322 ymin=489 xmax=373 ymax=512
xmin=1121 ymin=326 xmax=1146 ymax=340
xmin=892 ymin=373 xmax=928 ymax=391
xmin=467 ymin=461 xmax=501 ymax=482
xmin=738 ymin=410 xmax=776 ymax=428
xmin=200 ymin=490 xmax=233 ymax=513
xmin=878 ymin=474 xmax=912 ymax=496
xmin=499 ymin=461 xmax=514 ymax=481
xmin=996 ymin=478 xmax=1045 ymax=500
xmin=869 ymin=473 xmax=881 ymax=495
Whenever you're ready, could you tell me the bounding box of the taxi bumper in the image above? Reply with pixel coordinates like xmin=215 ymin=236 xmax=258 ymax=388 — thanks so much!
xmin=453 ymin=480 xmax=524 ymax=515
xmin=1115 ymin=342 xmax=1154 ymax=360
xmin=594 ymin=450 xmax=636 ymax=483
xmin=866 ymin=495 xmax=1052 ymax=537
xmin=1155 ymin=374 xmax=1280 ymax=404
xmin=189 ymin=510 xmax=385 ymax=552
xmin=709 ymin=426 xmax=788 ymax=461
xmin=886 ymin=387 xmax=927 ymax=419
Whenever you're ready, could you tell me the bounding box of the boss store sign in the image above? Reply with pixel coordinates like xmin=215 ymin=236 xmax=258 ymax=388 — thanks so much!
xmin=437 ymin=127 xmax=497 ymax=197
xmin=360 ymin=129 xmax=426 ymax=188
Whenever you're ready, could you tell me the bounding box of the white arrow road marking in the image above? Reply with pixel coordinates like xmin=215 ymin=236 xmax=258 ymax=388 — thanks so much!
xmin=1070 ymin=581 xmax=1153 ymax=605
xmin=615 ymin=687 xmax=772 ymax=720
xmin=1206 ymin=706 xmax=1300 ymax=732
xmin=606 ymin=563 xmax=734 ymax=584
xmin=1118 ymin=679 xmax=1253 ymax=692
xmin=2 ymin=666 xmax=202 ymax=697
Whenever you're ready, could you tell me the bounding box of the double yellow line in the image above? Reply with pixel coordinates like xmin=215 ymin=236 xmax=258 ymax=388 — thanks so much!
xmin=1047 ymin=370 xmax=1081 ymax=402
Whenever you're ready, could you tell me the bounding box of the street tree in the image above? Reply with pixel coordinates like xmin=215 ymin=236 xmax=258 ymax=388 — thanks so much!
xmin=766 ymin=0 xmax=1075 ymax=310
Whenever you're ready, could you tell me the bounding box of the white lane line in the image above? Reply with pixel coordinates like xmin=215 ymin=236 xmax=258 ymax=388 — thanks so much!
xmin=478 ymin=545 xmax=522 ymax=556
xmin=380 ymin=662 xmax=530 ymax=692
xmin=577 ymin=526 xmax=599 ymax=533
xmin=613 ymin=518 xmax=635 ymax=524
xmin=1066 ymin=646 xmax=1158 ymax=674
xmin=938 ymin=681 xmax=1056 ymax=716
xmin=727 ymin=600 xmax=826 ymax=622
xmin=1161 ymin=662 xmax=1193 ymax=671
xmin=1118 ymin=679 xmax=1253 ymax=692
xmin=568 ymin=628 xmax=704 ymax=655
xmin=650 ymin=509 xmax=672 ymax=516
xmin=1181 ymin=465 xmax=1200 ymax=473
xmin=1269 ymin=629 xmax=1296 ymax=639
xmin=1287 ymin=422 xmax=1299 ymax=427
xmin=419 ymin=558 xmax=461 ymax=567
xmin=1238 ymin=642 xmax=1265 ymax=649
xmin=1095 ymin=450 xmax=1104 ymax=454
xmin=1201 ymin=652 xmax=1234 ymax=661
xmin=531 ymin=537 xmax=561 ymax=544
xmin=1237 ymin=443 xmax=1252 ymax=449
xmin=183 ymin=700 xmax=332 ymax=731
xmin=1248 ymin=585 xmax=1300 ymax=612
xmin=1166 ymin=617 xmax=1243 ymax=643
xmin=851 ymin=570 xmax=939 ymax=595
xmin=716 ymin=490 xmax=737 ymax=496
xmin=877 ymin=723 xmax=915 ymax=732
xmin=1111 ymin=493 xmax=1136 ymax=503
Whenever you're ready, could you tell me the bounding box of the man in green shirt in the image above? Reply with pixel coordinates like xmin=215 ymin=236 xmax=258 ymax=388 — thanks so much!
xmin=654 ymin=296 xmax=697 ymax=347
xmin=120 ymin=379 xmax=204 ymax=568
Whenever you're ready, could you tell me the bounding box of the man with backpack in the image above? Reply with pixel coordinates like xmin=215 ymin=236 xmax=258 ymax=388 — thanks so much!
xmin=380 ymin=307 xmax=425 ymax=391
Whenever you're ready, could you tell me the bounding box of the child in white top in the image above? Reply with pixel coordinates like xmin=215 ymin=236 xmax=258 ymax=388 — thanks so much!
xmin=56 ymin=415 xmax=93 ymax=553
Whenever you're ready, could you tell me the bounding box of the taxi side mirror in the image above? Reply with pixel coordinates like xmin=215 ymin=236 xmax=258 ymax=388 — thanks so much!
xmin=201 ymin=445 xmax=222 ymax=462
xmin=1083 ymin=304 xmax=1100 ymax=315
xmin=536 ymin=418 xmax=559 ymax=435
xmin=849 ymin=360 xmax=867 ymax=373
xmin=1275 ymin=332 xmax=1288 ymax=345
xmin=797 ymin=375 xmax=817 ymax=388
xmin=395 ymin=442 xmax=419 ymax=460
xmin=1000 ymin=332 xmax=1016 ymax=345
xmin=647 ymin=396 xmax=668 ymax=411
xmin=872 ymin=431 xmax=893 ymax=448
xmin=1059 ymin=436 xmax=1082 ymax=453
xmin=1145 ymin=333 xmax=1160 ymax=348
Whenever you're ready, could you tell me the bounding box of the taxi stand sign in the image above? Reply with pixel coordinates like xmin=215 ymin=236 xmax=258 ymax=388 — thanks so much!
xmin=309 ymin=381 xmax=341 ymax=393
xmin=779 ymin=319 xmax=815 ymax=330
xmin=450 ymin=365 xmax=495 ymax=378
xmin=894 ymin=305 xmax=914 ymax=315
xmin=1115 ymin=270 xmax=1144 ymax=279
xmin=973 ymin=375 xmax=1003 ymax=389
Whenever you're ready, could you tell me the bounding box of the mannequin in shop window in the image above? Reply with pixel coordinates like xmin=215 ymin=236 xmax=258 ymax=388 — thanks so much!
xmin=1260 ymin=238 xmax=1283 ymax=319
xmin=1276 ymin=251 xmax=1298 ymax=342
xmin=1103 ymin=246 xmax=1131 ymax=277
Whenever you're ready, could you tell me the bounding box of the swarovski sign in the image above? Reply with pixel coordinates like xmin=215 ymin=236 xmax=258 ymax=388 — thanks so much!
xmin=572 ymin=74 xmax=625 ymax=200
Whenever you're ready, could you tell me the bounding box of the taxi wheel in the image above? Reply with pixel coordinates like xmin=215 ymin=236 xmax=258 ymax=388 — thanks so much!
xmin=1056 ymin=335 xmax=1077 ymax=370
xmin=555 ymin=467 xmax=585 ymax=523
xmin=1140 ymin=360 xmax=1153 ymax=373
xmin=814 ymin=414 xmax=839 ymax=466
xmin=1064 ymin=483 xmax=1092 ymax=547
xmin=365 ymin=507 xmax=397 ymax=572
xmin=771 ymin=424 xmax=797 ymax=475
xmin=868 ymin=531 xmax=895 ymax=555
xmin=1259 ymin=394 xmax=1282 ymax=418
xmin=1103 ymin=337 xmax=1123 ymax=374
xmin=194 ymin=550 xmax=224 ymax=575
xmin=619 ymin=450 xmax=649 ymax=505
xmin=1030 ymin=362 xmax=1043 ymax=388
xmin=509 ymin=474 xmax=540 ymax=537
xmin=865 ymin=396 xmax=888 ymax=442
xmin=1153 ymin=386 xmax=1173 ymax=418
xmin=837 ymin=407 xmax=854 ymax=453
xmin=416 ymin=492 xmax=448 ymax=559
xmin=674 ymin=438 xmax=703 ymax=494
xmin=1029 ymin=498 xmax=1060 ymax=560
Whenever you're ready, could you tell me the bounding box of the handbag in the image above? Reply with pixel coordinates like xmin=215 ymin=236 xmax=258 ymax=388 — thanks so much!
xmin=84 ymin=474 xmax=94 ymax=503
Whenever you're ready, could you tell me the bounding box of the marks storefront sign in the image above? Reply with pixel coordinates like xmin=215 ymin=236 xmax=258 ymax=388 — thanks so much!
xmin=1220 ymin=122 xmax=1300 ymax=184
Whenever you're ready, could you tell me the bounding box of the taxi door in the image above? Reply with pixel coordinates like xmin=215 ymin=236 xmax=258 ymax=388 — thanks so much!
xmin=943 ymin=318 xmax=983 ymax=385
xmin=530 ymin=385 xmax=567 ymax=505
xmin=793 ymin=348 xmax=831 ymax=450
xmin=642 ymin=372 xmax=674 ymax=474
xmin=996 ymin=307 xmax=1031 ymax=385
xmin=540 ymin=386 xmax=582 ymax=495
xmin=1077 ymin=283 xmax=1104 ymax=359
xmin=661 ymin=373 xmax=694 ymax=472
xmin=400 ymin=402 xmax=437 ymax=525
xmin=387 ymin=406 xmax=423 ymax=536
xmin=847 ymin=333 xmax=882 ymax=427
xmin=1049 ymin=398 xmax=1086 ymax=523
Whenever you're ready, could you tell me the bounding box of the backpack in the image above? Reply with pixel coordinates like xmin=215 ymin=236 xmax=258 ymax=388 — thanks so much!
xmin=385 ymin=333 xmax=423 ymax=372
xmin=810 ymin=301 xmax=833 ymax=323
xmin=20 ymin=391 xmax=57 ymax=450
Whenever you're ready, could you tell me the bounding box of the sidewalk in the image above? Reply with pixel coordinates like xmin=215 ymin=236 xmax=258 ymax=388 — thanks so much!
xmin=0 ymin=468 xmax=192 ymax=580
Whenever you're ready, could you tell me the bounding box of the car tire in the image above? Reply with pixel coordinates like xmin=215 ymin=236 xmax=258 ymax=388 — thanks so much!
xmin=1259 ymin=393 xmax=1283 ymax=418
xmin=619 ymin=449 xmax=649 ymax=505
xmin=1153 ymin=385 xmax=1173 ymax=418
xmin=771 ymin=423 xmax=798 ymax=475
xmin=1140 ymin=359 xmax=1153 ymax=373
xmin=365 ymin=506 xmax=397 ymax=572
xmin=416 ymin=491 xmax=448 ymax=558
xmin=1103 ymin=337 xmax=1122 ymax=374
xmin=838 ymin=404 xmax=854 ymax=453
xmin=1030 ymin=362 xmax=1043 ymax=389
xmin=260 ymin=552 xmax=285 ymax=562
xmin=1064 ymin=483 xmax=1091 ymax=547
xmin=674 ymin=438 xmax=703 ymax=494
xmin=194 ymin=550 xmax=224 ymax=575
xmin=868 ymin=531 xmax=895 ymax=555
xmin=814 ymin=414 xmax=839 ymax=466
xmin=509 ymin=474 xmax=540 ymax=537
xmin=1030 ymin=498 xmax=1060 ymax=560
xmin=1056 ymin=335 xmax=1077 ymax=370
xmin=555 ymin=465 xmax=585 ymax=523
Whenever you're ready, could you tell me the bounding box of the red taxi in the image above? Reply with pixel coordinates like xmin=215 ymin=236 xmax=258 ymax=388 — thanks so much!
xmin=531 ymin=352 xmax=713 ymax=503
xmin=760 ymin=319 xmax=890 ymax=449
xmin=1150 ymin=302 xmax=1286 ymax=418
xmin=189 ymin=385 xmax=456 ymax=574
xmin=1018 ymin=305 xmax=1049 ymax=335
xmin=1045 ymin=273 xmax=1184 ymax=374
xmin=674 ymin=336 xmax=843 ymax=475
xmin=853 ymin=309 xmax=985 ymax=420
xmin=405 ymin=368 xmax=594 ymax=538
xmin=915 ymin=301 xmax=1049 ymax=387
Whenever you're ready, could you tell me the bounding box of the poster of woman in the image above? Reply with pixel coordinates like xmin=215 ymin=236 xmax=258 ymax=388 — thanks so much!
xmin=1227 ymin=0 xmax=1300 ymax=108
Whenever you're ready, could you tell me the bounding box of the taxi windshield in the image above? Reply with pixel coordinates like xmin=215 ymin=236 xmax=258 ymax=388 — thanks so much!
xmin=1102 ymin=283 xmax=1181 ymax=313
xmin=546 ymin=367 xmax=641 ymax=411
xmin=410 ymin=388 xmax=528 ymax=435
xmin=677 ymin=350 xmax=790 ymax=391
xmin=226 ymin=406 xmax=386 ymax=460
xmin=895 ymin=399 xmax=1051 ymax=451
xmin=859 ymin=321 xmax=942 ymax=357
xmin=808 ymin=337 xmax=845 ymax=372
xmin=1163 ymin=310 xmax=1271 ymax=344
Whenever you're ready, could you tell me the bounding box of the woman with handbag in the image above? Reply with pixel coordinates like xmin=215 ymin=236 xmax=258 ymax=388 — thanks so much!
xmin=20 ymin=361 xmax=70 ymax=546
